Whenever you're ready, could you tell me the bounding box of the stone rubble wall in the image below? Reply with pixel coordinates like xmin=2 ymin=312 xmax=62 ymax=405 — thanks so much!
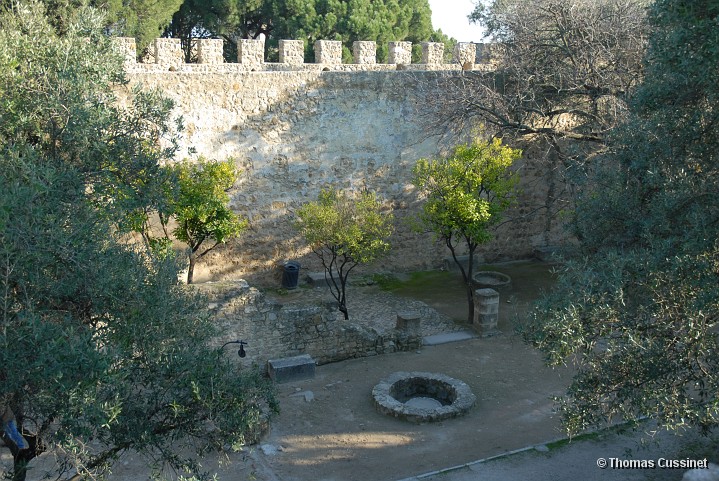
xmin=122 ymin=36 xmax=570 ymax=284
xmin=206 ymin=281 xmax=422 ymax=366
xmin=115 ymin=37 xmax=495 ymax=73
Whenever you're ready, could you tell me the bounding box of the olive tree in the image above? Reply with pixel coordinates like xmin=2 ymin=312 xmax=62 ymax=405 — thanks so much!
xmin=522 ymin=0 xmax=719 ymax=435
xmin=0 ymin=3 xmax=276 ymax=480
xmin=412 ymin=138 xmax=521 ymax=324
xmin=296 ymin=189 xmax=393 ymax=320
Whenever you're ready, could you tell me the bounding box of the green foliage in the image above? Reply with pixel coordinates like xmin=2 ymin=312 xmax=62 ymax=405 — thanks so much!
xmin=102 ymin=0 xmax=185 ymax=52
xmin=0 ymin=0 xmax=179 ymax=228
xmin=166 ymin=0 xmax=444 ymax=63
xmin=296 ymin=188 xmax=393 ymax=319
xmin=0 ymin=3 xmax=275 ymax=479
xmin=160 ymin=159 xmax=248 ymax=284
xmin=413 ymin=137 xmax=521 ymax=323
xmin=0 ymin=0 xmax=184 ymax=53
xmin=523 ymin=0 xmax=719 ymax=435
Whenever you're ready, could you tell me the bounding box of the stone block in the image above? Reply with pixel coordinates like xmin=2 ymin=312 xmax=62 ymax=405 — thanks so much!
xmin=421 ymin=42 xmax=444 ymax=64
xmin=280 ymin=40 xmax=305 ymax=65
xmin=113 ymin=37 xmax=137 ymax=65
xmin=198 ymin=38 xmax=224 ymax=64
xmin=454 ymin=42 xmax=475 ymax=68
xmin=306 ymin=272 xmax=330 ymax=288
xmin=396 ymin=311 xmax=421 ymax=333
xmin=267 ymin=354 xmax=316 ymax=383
xmin=443 ymin=254 xmax=484 ymax=273
xmin=473 ymin=288 xmax=500 ymax=337
xmin=475 ymin=42 xmax=492 ymax=64
xmin=238 ymin=38 xmax=265 ymax=66
xmin=352 ymin=41 xmax=376 ymax=64
xmin=315 ymin=40 xmax=342 ymax=65
xmin=153 ymin=38 xmax=183 ymax=67
xmin=388 ymin=41 xmax=412 ymax=65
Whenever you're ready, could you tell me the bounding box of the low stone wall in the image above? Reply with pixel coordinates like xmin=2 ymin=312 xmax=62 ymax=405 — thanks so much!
xmin=205 ymin=281 xmax=422 ymax=366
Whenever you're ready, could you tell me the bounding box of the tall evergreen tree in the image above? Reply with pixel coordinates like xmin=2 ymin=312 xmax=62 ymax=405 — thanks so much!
xmin=166 ymin=0 xmax=444 ymax=62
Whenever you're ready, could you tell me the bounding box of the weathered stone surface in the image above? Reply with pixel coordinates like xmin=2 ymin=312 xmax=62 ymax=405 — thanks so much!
xmin=315 ymin=40 xmax=342 ymax=64
xmin=372 ymin=371 xmax=476 ymax=423
xmin=268 ymin=354 xmax=316 ymax=383
xmin=113 ymin=37 xmax=137 ymax=64
xmin=472 ymin=271 xmax=512 ymax=290
xmin=124 ymin=51 xmax=571 ymax=283
xmin=306 ymin=272 xmax=330 ymax=288
xmin=453 ymin=42 xmax=476 ymax=68
xmin=388 ymin=42 xmax=412 ymax=65
xmin=474 ymin=288 xmax=500 ymax=337
xmin=443 ymin=254 xmax=484 ymax=273
xmin=421 ymin=42 xmax=444 ymax=64
xmin=353 ymin=41 xmax=376 ymax=64
xmin=238 ymin=38 xmax=265 ymax=66
xmin=153 ymin=38 xmax=182 ymax=67
xmin=396 ymin=311 xmax=421 ymax=333
xmin=475 ymin=42 xmax=492 ymax=64
xmin=280 ymin=40 xmax=304 ymax=66
xmin=208 ymin=281 xmax=427 ymax=366
xmin=198 ymin=38 xmax=224 ymax=64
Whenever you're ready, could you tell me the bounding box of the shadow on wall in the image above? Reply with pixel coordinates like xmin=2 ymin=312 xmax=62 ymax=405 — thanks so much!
xmin=126 ymin=49 xmax=570 ymax=284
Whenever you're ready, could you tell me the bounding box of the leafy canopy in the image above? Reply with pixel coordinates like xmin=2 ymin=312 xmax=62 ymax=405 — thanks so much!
xmin=522 ymin=0 xmax=719 ymax=435
xmin=296 ymin=188 xmax=393 ymax=319
xmin=0 ymin=0 xmax=184 ymax=52
xmin=0 ymin=3 xmax=275 ymax=480
xmin=163 ymin=159 xmax=248 ymax=284
xmin=413 ymin=138 xmax=521 ymax=246
xmin=413 ymin=137 xmax=521 ymax=323
xmin=166 ymin=0 xmax=447 ymax=63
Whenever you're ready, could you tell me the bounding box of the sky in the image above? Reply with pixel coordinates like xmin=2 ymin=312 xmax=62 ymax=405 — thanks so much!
xmin=428 ymin=0 xmax=486 ymax=43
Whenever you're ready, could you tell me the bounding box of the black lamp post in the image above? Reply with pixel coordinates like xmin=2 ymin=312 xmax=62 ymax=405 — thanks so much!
xmin=221 ymin=339 xmax=247 ymax=358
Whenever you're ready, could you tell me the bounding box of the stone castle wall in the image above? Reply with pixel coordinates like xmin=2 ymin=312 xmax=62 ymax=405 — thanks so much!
xmin=121 ymin=37 xmax=569 ymax=284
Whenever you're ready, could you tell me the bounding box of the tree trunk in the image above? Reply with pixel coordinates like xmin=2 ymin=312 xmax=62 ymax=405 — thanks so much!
xmin=465 ymin=282 xmax=475 ymax=324
xmin=7 ymin=431 xmax=40 ymax=481
xmin=339 ymin=303 xmax=349 ymax=320
xmin=187 ymin=251 xmax=195 ymax=284
xmin=466 ymin=247 xmax=476 ymax=324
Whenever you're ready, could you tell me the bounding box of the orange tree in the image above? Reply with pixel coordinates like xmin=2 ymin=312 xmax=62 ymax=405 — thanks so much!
xmin=413 ymin=138 xmax=521 ymax=324
xmin=296 ymin=188 xmax=393 ymax=320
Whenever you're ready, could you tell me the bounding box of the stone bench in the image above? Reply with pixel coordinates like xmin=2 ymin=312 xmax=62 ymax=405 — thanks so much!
xmin=306 ymin=272 xmax=331 ymax=288
xmin=443 ymin=254 xmax=483 ymax=273
xmin=267 ymin=354 xmax=316 ymax=383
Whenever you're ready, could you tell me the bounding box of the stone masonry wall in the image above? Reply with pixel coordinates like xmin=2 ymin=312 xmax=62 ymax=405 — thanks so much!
xmin=205 ymin=281 xmax=421 ymax=366
xmin=122 ymin=37 xmax=570 ymax=284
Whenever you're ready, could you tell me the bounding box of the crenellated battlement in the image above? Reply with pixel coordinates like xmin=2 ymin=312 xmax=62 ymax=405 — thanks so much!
xmin=115 ymin=37 xmax=493 ymax=73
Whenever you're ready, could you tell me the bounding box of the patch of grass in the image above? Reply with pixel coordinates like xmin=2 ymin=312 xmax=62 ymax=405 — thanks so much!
xmin=545 ymin=420 xmax=645 ymax=452
xmin=373 ymin=270 xmax=457 ymax=293
xmin=371 ymin=273 xmax=403 ymax=290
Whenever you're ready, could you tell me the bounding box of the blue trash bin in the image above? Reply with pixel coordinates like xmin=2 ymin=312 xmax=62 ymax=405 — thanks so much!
xmin=282 ymin=261 xmax=301 ymax=289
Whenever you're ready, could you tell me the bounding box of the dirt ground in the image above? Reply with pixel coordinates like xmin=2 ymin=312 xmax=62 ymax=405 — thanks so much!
xmin=104 ymin=262 xmax=580 ymax=481
xmin=103 ymin=332 xmax=574 ymax=481
xmin=10 ymin=262 xmax=718 ymax=480
xmin=253 ymin=334 xmax=574 ymax=481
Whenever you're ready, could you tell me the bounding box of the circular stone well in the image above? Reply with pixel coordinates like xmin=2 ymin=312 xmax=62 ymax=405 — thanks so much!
xmin=472 ymin=270 xmax=511 ymax=290
xmin=372 ymin=372 xmax=476 ymax=423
